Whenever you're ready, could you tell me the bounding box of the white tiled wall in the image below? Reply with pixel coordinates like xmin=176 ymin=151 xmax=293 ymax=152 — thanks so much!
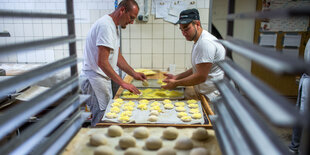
xmin=122 ymin=0 xmax=210 ymax=71
xmin=0 ymin=0 xmax=210 ymax=72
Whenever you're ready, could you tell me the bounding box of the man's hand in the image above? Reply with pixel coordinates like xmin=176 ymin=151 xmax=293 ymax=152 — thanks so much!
xmin=163 ymin=73 xmax=176 ymax=81
xmin=121 ymin=83 xmax=141 ymax=94
xmin=133 ymin=72 xmax=147 ymax=81
xmin=161 ymin=79 xmax=177 ymax=90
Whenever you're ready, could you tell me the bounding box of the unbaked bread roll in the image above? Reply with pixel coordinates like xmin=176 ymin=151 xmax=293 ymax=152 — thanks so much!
xmin=149 ymin=110 xmax=159 ymax=116
xmin=181 ymin=116 xmax=192 ymax=122
xmin=177 ymin=112 xmax=188 ymax=118
xmin=164 ymin=103 xmax=174 ymax=109
xmin=174 ymin=137 xmax=193 ymax=150
xmin=190 ymin=147 xmax=209 ymax=155
xmin=114 ymin=98 xmax=124 ymax=103
xmin=119 ymin=136 xmax=136 ymax=149
xmin=139 ymin=99 xmax=149 ymax=104
xmin=191 ymin=113 xmax=202 ymax=119
xmin=187 ymin=99 xmax=197 ymax=104
xmin=89 ymin=133 xmax=108 ymax=146
xmin=162 ymin=127 xmax=178 ymax=140
xmin=150 ymin=101 xmax=161 ymax=107
xmin=133 ymin=127 xmax=149 ymax=139
xmin=192 ymin=127 xmax=209 ymax=141
xmin=148 ymin=115 xmax=158 ymax=122
xmin=163 ymin=99 xmax=171 ymax=104
xmin=107 ymin=125 xmax=123 ymax=137
xmin=189 ymin=108 xmax=199 ymax=114
xmin=110 ymin=107 xmax=120 ymax=113
xmin=137 ymin=104 xmax=148 ymax=110
xmin=145 ymin=137 xmax=163 ymax=150
xmin=111 ymin=102 xmax=121 ymax=107
xmin=124 ymin=147 xmax=143 ymax=155
xmin=105 ymin=112 xmax=118 ymax=119
xmin=94 ymin=146 xmax=113 ymax=155
xmin=188 ymin=103 xmax=198 ymax=109
xmin=157 ymin=147 xmax=176 ymax=155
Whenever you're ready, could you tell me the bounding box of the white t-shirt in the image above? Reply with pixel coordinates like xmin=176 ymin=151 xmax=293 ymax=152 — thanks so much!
xmin=191 ymin=30 xmax=226 ymax=100
xmin=82 ymin=14 xmax=120 ymax=78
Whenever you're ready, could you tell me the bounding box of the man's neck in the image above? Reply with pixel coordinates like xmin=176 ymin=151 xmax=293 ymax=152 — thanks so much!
xmin=193 ymin=29 xmax=203 ymax=43
xmin=109 ymin=11 xmax=119 ymax=26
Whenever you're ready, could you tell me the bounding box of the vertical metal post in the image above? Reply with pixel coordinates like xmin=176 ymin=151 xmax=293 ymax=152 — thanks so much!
xmin=226 ymin=0 xmax=235 ymax=60
xmin=66 ymin=0 xmax=77 ymax=76
xmin=300 ymin=80 xmax=310 ymax=155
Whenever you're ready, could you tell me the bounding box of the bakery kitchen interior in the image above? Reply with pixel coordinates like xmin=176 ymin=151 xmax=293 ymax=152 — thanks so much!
xmin=0 ymin=0 xmax=309 ymax=154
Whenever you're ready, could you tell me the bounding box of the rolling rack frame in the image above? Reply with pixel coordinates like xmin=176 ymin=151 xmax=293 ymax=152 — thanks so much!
xmin=210 ymin=1 xmax=310 ymax=155
xmin=0 ymin=0 xmax=90 ymax=154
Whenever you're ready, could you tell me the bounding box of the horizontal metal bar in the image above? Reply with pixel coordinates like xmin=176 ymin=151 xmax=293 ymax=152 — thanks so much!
xmin=211 ymin=115 xmax=235 ymax=155
xmin=215 ymin=79 xmax=290 ymax=155
xmin=0 ymin=10 xmax=74 ymax=19
xmin=227 ymin=6 xmax=310 ymax=20
xmin=215 ymin=101 xmax=254 ymax=155
xmin=0 ymin=75 xmax=79 ymax=141
xmin=0 ymin=93 xmax=81 ymax=155
xmin=0 ymin=56 xmax=77 ymax=99
xmin=31 ymin=111 xmax=90 ymax=155
xmin=217 ymin=59 xmax=302 ymax=126
xmin=218 ymin=37 xmax=309 ymax=74
xmin=0 ymin=35 xmax=77 ymax=56
xmin=0 ymin=31 xmax=10 ymax=37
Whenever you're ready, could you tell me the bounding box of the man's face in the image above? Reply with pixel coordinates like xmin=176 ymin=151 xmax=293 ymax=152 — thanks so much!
xmin=179 ymin=22 xmax=197 ymax=41
xmin=120 ymin=6 xmax=139 ymax=29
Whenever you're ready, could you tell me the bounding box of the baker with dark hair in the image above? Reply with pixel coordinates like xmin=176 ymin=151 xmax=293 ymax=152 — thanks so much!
xmin=162 ymin=9 xmax=226 ymax=102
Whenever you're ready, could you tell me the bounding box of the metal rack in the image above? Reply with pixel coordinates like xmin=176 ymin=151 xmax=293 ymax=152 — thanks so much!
xmin=211 ymin=2 xmax=310 ymax=155
xmin=0 ymin=0 xmax=89 ymax=154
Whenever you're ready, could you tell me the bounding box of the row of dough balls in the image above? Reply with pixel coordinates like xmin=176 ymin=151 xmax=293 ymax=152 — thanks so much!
xmin=90 ymin=125 xmax=210 ymax=155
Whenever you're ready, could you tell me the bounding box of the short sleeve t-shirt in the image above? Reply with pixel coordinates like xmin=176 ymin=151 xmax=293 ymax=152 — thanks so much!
xmin=82 ymin=14 xmax=120 ymax=78
xmin=192 ymin=30 xmax=226 ymax=97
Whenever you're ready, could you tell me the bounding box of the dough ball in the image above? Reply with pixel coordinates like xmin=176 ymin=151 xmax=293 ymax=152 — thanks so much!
xmin=133 ymin=127 xmax=149 ymax=139
xmin=192 ymin=127 xmax=209 ymax=141
xmin=188 ymin=103 xmax=198 ymax=109
xmin=145 ymin=137 xmax=163 ymax=150
xmin=148 ymin=115 xmax=158 ymax=122
xmin=177 ymin=112 xmax=188 ymax=118
xmin=89 ymin=133 xmax=108 ymax=146
xmin=105 ymin=112 xmax=118 ymax=119
xmin=93 ymin=146 xmax=113 ymax=155
xmin=164 ymin=103 xmax=174 ymax=109
xmin=181 ymin=116 xmax=192 ymax=122
xmin=190 ymin=147 xmax=209 ymax=155
xmin=162 ymin=127 xmax=178 ymax=140
xmin=157 ymin=147 xmax=176 ymax=155
xmin=187 ymin=99 xmax=197 ymax=104
xmin=149 ymin=110 xmax=159 ymax=116
xmin=119 ymin=136 xmax=136 ymax=149
xmin=163 ymin=99 xmax=171 ymax=104
xmin=189 ymin=108 xmax=199 ymax=114
xmin=175 ymin=102 xmax=185 ymax=107
xmin=174 ymin=137 xmax=193 ymax=150
xmin=124 ymin=147 xmax=143 ymax=155
xmin=191 ymin=113 xmax=202 ymax=119
xmin=107 ymin=125 xmax=123 ymax=137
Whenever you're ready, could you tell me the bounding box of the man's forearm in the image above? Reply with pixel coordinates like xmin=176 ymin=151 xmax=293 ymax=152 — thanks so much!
xmin=117 ymin=54 xmax=136 ymax=77
xmin=175 ymin=68 xmax=193 ymax=80
xmin=100 ymin=60 xmax=125 ymax=86
xmin=175 ymin=73 xmax=206 ymax=86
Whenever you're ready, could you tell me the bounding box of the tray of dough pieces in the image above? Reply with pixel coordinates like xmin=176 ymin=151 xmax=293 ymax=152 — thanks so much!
xmin=102 ymin=99 xmax=205 ymax=125
xmin=119 ymin=88 xmax=185 ymax=100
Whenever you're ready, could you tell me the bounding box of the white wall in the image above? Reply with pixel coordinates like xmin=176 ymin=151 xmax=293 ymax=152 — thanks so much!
xmin=212 ymin=0 xmax=256 ymax=73
xmin=122 ymin=0 xmax=210 ymax=72
xmin=0 ymin=0 xmax=115 ymax=63
xmin=0 ymin=0 xmax=210 ymax=73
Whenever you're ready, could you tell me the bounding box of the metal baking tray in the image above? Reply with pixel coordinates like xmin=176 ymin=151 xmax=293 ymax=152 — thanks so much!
xmin=131 ymin=79 xmax=185 ymax=88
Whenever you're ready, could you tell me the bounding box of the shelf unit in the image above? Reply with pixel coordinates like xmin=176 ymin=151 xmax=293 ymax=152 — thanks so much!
xmin=211 ymin=1 xmax=310 ymax=155
xmin=0 ymin=0 xmax=90 ymax=154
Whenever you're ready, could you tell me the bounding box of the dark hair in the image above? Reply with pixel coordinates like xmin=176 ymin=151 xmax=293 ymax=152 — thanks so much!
xmin=117 ymin=0 xmax=139 ymax=12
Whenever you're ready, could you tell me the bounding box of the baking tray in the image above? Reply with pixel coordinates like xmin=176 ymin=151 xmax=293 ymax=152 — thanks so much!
xmin=119 ymin=88 xmax=185 ymax=100
xmin=102 ymin=100 xmax=205 ymax=125
xmin=131 ymin=79 xmax=185 ymax=88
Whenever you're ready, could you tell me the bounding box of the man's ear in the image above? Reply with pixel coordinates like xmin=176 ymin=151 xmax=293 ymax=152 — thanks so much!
xmin=120 ymin=6 xmax=126 ymax=14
